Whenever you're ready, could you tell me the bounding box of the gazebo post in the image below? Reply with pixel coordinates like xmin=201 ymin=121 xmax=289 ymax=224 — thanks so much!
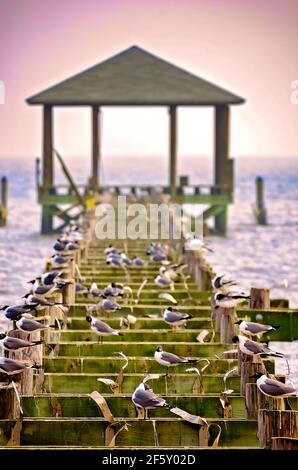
xmin=41 ymin=104 xmax=54 ymax=234
xmin=169 ymin=106 xmax=177 ymax=197
xmin=214 ymin=104 xmax=229 ymax=234
xmin=91 ymin=105 xmax=100 ymax=190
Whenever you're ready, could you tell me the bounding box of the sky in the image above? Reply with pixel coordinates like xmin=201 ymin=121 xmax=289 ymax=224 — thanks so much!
xmin=0 ymin=0 xmax=297 ymax=162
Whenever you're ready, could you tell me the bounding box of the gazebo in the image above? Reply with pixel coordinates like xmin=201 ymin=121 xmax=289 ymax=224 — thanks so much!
xmin=27 ymin=45 xmax=245 ymax=234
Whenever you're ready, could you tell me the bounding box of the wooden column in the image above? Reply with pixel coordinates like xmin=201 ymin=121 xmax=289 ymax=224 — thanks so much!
xmin=250 ymin=287 xmax=270 ymax=309
xmin=169 ymin=106 xmax=177 ymax=197
xmin=91 ymin=105 xmax=100 ymax=190
xmin=42 ymin=105 xmax=54 ymax=233
xmin=214 ymin=105 xmax=229 ymax=234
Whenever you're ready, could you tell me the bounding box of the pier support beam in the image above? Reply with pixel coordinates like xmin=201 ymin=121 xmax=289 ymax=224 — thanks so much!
xmin=169 ymin=106 xmax=177 ymax=197
xmin=91 ymin=106 xmax=100 ymax=191
xmin=214 ymin=105 xmax=230 ymax=234
xmin=42 ymin=105 xmax=54 ymax=234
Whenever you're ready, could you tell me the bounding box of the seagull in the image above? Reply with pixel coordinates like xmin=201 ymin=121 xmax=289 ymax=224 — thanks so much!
xmin=0 ymin=357 xmax=42 ymax=375
xmin=106 ymin=256 xmax=123 ymax=268
xmin=250 ymin=372 xmax=297 ymax=398
xmin=184 ymin=235 xmax=212 ymax=252
xmin=212 ymin=274 xmax=237 ymax=290
xmin=132 ymin=381 xmax=169 ymax=419
xmin=65 ymin=242 xmax=79 ymax=251
xmin=51 ymin=255 xmax=71 ymax=267
xmin=154 ymin=346 xmax=197 ymax=375
xmin=41 ymin=271 xmax=61 ymax=286
xmin=0 ymin=304 xmax=37 ymax=321
xmin=234 ymin=320 xmax=280 ymax=337
xmin=154 ymin=275 xmax=173 ymax=288
xmin=53 ymin=240 xmax=66 ymax=252
xmin=0 ymin=333 xmax=44 ymax=351
xmin=163 ymin=307 xmax=192 ymax=328
xmin=120 ymin=253 xmax=132 ymax=266
xmin=22 ymin=293 xmax=62 ymax=307
xmin=150 ymin=252 xmax=167 ymax=263
xmin=214 ymin=291 xmax=250 ymax=308
xmin=159 ymin=266 xmax=177 ymax=281
xmin=75 ymin=283 xmax=88 ymax=296
xmin=132 ymin=257 xmax=148 ymax=267
xmin=86 ymin=315 xmax=124 ymax=341
xmin=232 ymin=335 xmax=283 ymax=358
xmin=103 ymin=282 xmax=123 ymax=297
xmin=100 ymin=297 xmax=121 ymax=313
xmin=104 ymin=245 xmax=120 ymax=256
xmin=16 ymin=315 xmax=55 ymax=332
xmin=89 ymin=282 xmax=102 ymax=299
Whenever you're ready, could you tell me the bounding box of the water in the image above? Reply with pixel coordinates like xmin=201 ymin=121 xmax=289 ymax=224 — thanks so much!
xmin=0 ymin=155 xmax=297 ymax=384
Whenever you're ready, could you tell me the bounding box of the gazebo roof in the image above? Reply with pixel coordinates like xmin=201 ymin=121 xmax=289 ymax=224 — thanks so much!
xmin=27 ymin=45 xmax=245 ymax=106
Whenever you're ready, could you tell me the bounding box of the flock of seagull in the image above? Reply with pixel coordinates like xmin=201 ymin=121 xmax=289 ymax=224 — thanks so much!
xmin=0 ymin=230 xmax=297 ymax=420
xmin=0 ymin=224 xmax=84 ymax=375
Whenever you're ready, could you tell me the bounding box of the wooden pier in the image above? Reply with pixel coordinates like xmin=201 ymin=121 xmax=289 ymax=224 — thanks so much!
xmin=0 ymin=200 xmax=298 ymax=450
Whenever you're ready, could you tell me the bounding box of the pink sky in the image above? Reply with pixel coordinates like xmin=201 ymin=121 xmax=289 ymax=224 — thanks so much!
xmin=0 ymin=0 xmax=297 ymax=160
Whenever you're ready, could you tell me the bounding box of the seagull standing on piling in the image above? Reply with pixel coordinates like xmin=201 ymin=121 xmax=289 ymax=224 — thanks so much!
xmin=0 ymin=304 xmax=37 ymax=321
xmin=234 ymin=320 xmax=280 ymax=338
xmin=22 ymin=293 xmax=62 ymax=308
xmin=214 ymin=291 xmax=250 ymax=308
xmin=154 ymin=345 xmax=197 ymax=375
xmin=0 ymin=357 xmax=42 ymax=375
xmin=163 ymin=307 xmax=192 ymax=328
xmin=132 ymin=380 xmax=169 ymax=419
xmin=16 ymin=315 xmax=56 ymax=332
xmin=232 ymin=335 xmax=283 ymax=358
xmin=250 ymin=372 xmax=297 ymax=398
xmin=0 ymin=333 xmax=44 ymax=351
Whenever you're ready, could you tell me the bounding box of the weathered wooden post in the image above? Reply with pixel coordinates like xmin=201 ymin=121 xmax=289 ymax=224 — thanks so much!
xmin=220 ymin=308 xmax=236 ymax=343
xmin=0 ymin=176 xmax=8 ymax=227
xmin=250 ymin=287 xmax=270 ymax=310
xmin=0 ymin=380 xmax=21 ymax=419
xmin=5 ymin=330 xmax=43 ymax=395
xmin=240 ymin=287 xmax=270 ymax=417
xmin=254 ymin=176 xmax=267 ymax=225
xmin=258 ymin=410 xmax=298 ymax=449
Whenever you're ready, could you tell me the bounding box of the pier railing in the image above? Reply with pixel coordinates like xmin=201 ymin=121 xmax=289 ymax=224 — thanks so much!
xmin=37 ymin=183 xmax=232 ymax=205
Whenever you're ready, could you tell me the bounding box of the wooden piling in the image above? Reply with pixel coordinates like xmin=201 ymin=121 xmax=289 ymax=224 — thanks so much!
xmin=5 ymin=330 xmax=43 ymax=395
xmin=0 ymin=176 xmax=8 ymax=227
xmin=0 ymin=382 xmax=21 ymax=419
xmin=254 ymin=176 xmax=267 ymax=225
xmin=220 ymin=307 xmax=236 ymax=343
xmin=250 ymin=287 xmax=270 ymax=309
xmin=258 ymin=410 xmax=298 ymax=449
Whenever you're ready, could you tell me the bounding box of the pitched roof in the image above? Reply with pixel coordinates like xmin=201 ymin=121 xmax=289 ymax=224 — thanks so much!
xmin=27 ymin=46 xmax=245 ymax=106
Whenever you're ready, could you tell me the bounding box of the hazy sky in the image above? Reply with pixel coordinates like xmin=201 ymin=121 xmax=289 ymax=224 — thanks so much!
xmin=0 ymin=0 xmax=297 ymax=161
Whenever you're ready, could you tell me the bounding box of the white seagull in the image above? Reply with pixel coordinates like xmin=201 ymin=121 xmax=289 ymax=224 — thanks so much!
xmin=232 ymin=335 xmax=283 ymax=358
xmin=250 ymin=372 xmax=297 ymax=398
xmin=132 ymin=380 xmax=169 ymax=419
xmin=234 ymin=320 xmax=280 ymax=337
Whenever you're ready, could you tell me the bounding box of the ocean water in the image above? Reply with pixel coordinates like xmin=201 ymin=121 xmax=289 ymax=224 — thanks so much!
xmin=0 ymin=155 xmax=297 ymax=384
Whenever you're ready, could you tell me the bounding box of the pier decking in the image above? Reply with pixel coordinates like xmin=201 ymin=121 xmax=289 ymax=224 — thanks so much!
xmin=1 ymin=203 xmax=298 ymax=450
